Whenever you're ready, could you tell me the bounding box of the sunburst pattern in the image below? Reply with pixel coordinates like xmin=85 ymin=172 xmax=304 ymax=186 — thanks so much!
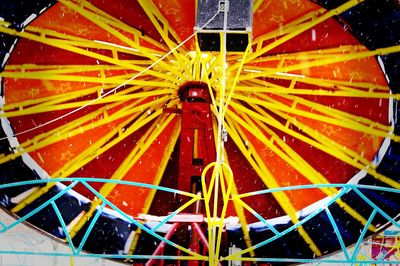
xmin=0 ymin=0 xmax=400 ymax=264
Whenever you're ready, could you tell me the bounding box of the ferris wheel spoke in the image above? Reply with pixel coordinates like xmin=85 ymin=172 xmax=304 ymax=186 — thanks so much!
xmin=233 ymin=92 xmax=398 ymax=142
xmin=239 ymin=77 xmax=390 ymax=111
xmin=10 ymin=105 xmax=168 ymax=215
xmin=235 ymin=80 xmax=397 ymax=101
xmin=136 ymin=0 xmax=189 ymax=67
xmin=224 ymin=114 xmax=322 ymax=256
xmin=252 ymin=0 xmax=265 ymax=13
xmin=65 ymin=0 xmax=168 ymax=51
xmin=0 ymin=19 xmax=184 ymax=81
xmin=24 ymin=24 xmax=164 ymax=61
xmin=2 ymin=83 xmax=115 ymax=112
xmin=272 ymin=92 xmax=393 ymax=132
xmin=250 ymin=45 xmax=368 ymax=64
xmin=230 ymin=0 xmax=366 ymax=70
xmin=239 ymin=44 xmax=400 ymax=84
xmin=1 ymin=80 xmax=174 ymax=118
xmin=0 ymin=96 xmax=170 ymax=165
xmin=227 ymin=104 xmax=378 ymax=232
xmin=226 ymin=106 xmax=335 ymax=194
xmin=0 ymin=24 xmax=161 ymax=75
xmin=67 ymin=114 xmax=178 ymax=239
xmin=1 ymin=65 xmax=177 ymax=86
xmin=258 ymin=73 xmax=390 ymax=95
xmin=228 ymin=100 xmax=400 ymax=190
xmin=252 ymin=7 xmax=326 ymax=50
xmin=57 ymin=0 xmax=170 ymax=57
xmin=229 ymin=99 xmax=371 ymax=170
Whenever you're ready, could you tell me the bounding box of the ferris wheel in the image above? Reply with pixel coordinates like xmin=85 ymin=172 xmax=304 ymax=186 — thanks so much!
xmin=0 ymin=0 xmax=400 ymax=265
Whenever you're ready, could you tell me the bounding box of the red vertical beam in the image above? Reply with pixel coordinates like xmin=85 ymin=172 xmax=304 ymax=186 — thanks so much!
xmin=178 ymin=82 xmax=216 ymax=203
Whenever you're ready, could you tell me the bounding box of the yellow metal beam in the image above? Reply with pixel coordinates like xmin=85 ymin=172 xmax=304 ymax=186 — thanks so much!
xmin=26 ymin=24 xmax=164 ymax=59
xmin=0 ymin=70 xmax=174 ymax=88
xmin=0 ymin=96 xmax=171 ymax=165
xmin=10 ymin=101 xmax=169 ymax=213
xmin=229 ymin=105 xmax=376 ymax=231
xmin=66 ymin=113 xmax=205 ymax=259
xmin=2 ymin=89 xmax=175 ymax=118
xmin=58 ymin=0 xmax=171 ymax=60
xmin=232 ymin=93 xmax=398 ymax=141
xmin=234 ymin=84 xmax=398 ymax=100
xmin=128 ymin=120 xmax=181 ymax=256
xmin=250 ymin=45 xmax=368 ymax=64
xmin=75 ymin=0 xmax=167 ymax=50
xmin=210 ymin=116 xmax=255 ymax=258
xmin=0 ymin=18 xmax=182 ymax=81
xmin=230 ymin=0 xmax=366 ymax=70
xmin=239 ymin=45 xmax=400 ymax=82
xmin=253 ymin=0 xmax=263 ymax=13
xmin=224 ymin=114 xmax=322 ymax=257
xmin=68 ymin=114 xmax=173 ymax=238
xmin=228 ymin=100 xmax=400 ymax=189
xmin=2 ymin=63 xmax=176 ymax=83
xmin=257 ymin=74 xmax=390 ymax=94
xmin=136 ymin=0 xmax=188 ymax=67
xmin=252 ymin=8 xmax=326 ymax=50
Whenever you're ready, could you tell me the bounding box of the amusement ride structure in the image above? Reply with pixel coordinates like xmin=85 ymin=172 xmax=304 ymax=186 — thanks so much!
xmin=0 ymin=0 xmax=400 ymax=265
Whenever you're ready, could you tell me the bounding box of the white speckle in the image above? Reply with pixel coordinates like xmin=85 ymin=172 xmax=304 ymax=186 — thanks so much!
xmin=311 ymin=29 xmax=316 ymax=42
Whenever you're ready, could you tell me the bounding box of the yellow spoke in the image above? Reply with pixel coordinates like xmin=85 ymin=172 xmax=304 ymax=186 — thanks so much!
xmin=0 ymin=69 xmax=175 ymax=87
xmin=66 ymin=114 xmax=207 ymax=263
xmin=252 ymin=8 xmax=326 ymax=50
xmin=239 ymin=45 xmax=400 ymax=82
xmin=4 ymin=63 xmax=176 ymax=83
xmin=228 ymin=100 xmax=400 ymax=189
xmin=230 ymin=0 xmax=366 ymax=70
xmin=25 ymin=25 xmax=161 ymax=59
xmin=239 ymin=81 xmax=393 ymax=131
xmin=136 ymin=0 xmax=188 ymax=65
xmin=74 ymin=0 xmax=168 ymax=50
xmin=141 ymin=122 xmax=181 ymax=213
xmin=126 ymin=120 xmax=182 ymax=255
xmin=223 ymin=43 xmax=252 ymax=116
xmin=259 ymin=74 xmax=390 ymax=94
xmin=233 ymin=93 xmax=398 ymax=141
xmin=57 ymin=0 xmax=166 ymax=57
xmin=5 ymin=64 xmax=128 ymax=72
xmin=250 ymin=45 xmax=368 ymax=64
xmin=253 ymin=0 xmax=264 ymax=13
xmin=223 ymin=113 xmax=322 ymax=256
xmin=0 ymin=19 xmax=182 ymax=80
xmin=12 ymin=87 xmax=162 ymax=149
xmin=228 ymin=105 xmax=376 ymax=231
xmin=10 ymin=100 xmax=172 ymax=214
xmin=2 ymin=89 xmax=174 ymax=118
xmin=2 ymin=84 xmax=117 ymax=112
xmin=1 ymin=83 xmax=148 ymax=119
xmin=234 ymin=83 xmax=398 ymax=100
xmin=0 ymin=24 xmax=143 ymax=73
xmin=0 ymin=96 xmax=171 ymax=165
xmin=269 ymin=91 xmax=393 ymax=132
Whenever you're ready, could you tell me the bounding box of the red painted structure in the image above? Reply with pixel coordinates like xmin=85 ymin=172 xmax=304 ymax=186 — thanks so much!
xmin=178 ymin=82 xmax=216 ymax=208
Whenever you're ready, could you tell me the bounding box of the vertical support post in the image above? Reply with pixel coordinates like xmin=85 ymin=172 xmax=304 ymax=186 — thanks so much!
xmin=178 ymin=82 xmax=216 ymax=210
